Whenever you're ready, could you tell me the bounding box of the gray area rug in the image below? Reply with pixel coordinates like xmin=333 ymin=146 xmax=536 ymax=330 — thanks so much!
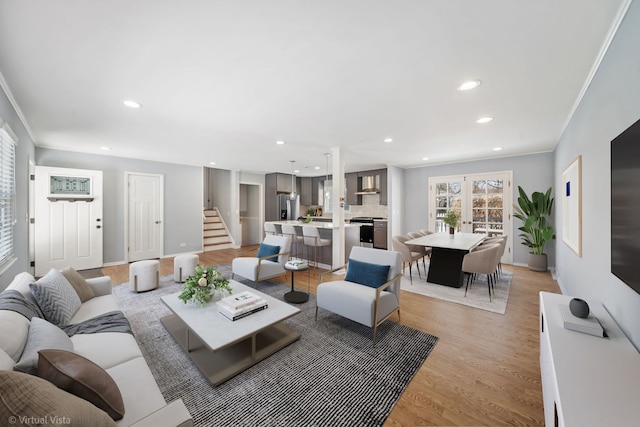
xmin=399 ymin=261 xmax=512 ymax=314
xmin=112 ymin=265 xmax=438 ymax=427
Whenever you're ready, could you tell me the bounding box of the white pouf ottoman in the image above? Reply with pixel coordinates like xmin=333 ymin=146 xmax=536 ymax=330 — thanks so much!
xmin=174 ymin=254 xmax=199 ymax=282
xmin=130 ymin=260 xmax=160 ymax=292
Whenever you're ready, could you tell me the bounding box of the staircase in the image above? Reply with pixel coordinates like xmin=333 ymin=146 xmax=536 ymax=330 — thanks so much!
xmin=203 ymin=208 xmax=233 ymax=251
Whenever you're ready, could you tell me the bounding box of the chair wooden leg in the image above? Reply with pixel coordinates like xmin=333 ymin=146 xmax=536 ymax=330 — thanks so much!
xmin=315 ymin=305 xmax=318 ymax=321
xmin=487 ymin=274 xmax=492 ymax=302
xmin=372 ymin=324 xmax=378 ymax=347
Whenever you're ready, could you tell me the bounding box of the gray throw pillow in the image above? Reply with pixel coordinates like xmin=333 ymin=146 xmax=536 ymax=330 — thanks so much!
xmin=29 ymin=268 xmax=82 ymax=326
xmin=13 ymin=317 xmax=73 ymax=375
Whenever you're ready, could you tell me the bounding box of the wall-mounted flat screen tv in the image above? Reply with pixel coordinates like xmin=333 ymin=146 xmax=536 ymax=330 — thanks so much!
xmin=611 ymin=117 xmax=640 ymax=295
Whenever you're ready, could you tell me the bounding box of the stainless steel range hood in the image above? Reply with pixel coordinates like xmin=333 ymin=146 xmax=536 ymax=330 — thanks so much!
xmin=355 ymin=175 xmax=380 ymax=195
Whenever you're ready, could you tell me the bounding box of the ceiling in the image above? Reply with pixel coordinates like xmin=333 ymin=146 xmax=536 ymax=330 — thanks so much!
xmin=0 ymin=0 xmax=627 ymax=176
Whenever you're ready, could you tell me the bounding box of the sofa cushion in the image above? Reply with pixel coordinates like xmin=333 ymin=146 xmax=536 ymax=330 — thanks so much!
xmin=60 ymin=266 xmax=96 ymax=302
xmin=0 ymin=310 xmax=30 ymax=361
xmin=71 ymin=332 xmax=143 ymax=370
xmin=345 ymin=258 xmax=391 ymax=288
xmin=0 ymin=347 xmax=14 ymax=370
xmin=6 ymin=272 xmax=37 ymax=304
xmin=0 ymin=370 xmax=117 ymax=427
xmin=257 ymin=242 xmax=280 ymax=260
xmin=29 ymin=268 xmax=82 ymax=326
xmin=106 ymin=357 xmax=167 ymax=427
xmin=38 ymin=349 xmax=125 ymax=421
xmin=69 ymin=294 xmax=120 ymax=324
xmin=13 ymin=317 xmax=74 ymax=375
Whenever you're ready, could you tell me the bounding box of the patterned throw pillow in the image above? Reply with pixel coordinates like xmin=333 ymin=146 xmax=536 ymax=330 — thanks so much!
xmin=29 ymin=269 xmax=82 ymax=326
xmin=0 ymin=371 xmax=117 ymax=427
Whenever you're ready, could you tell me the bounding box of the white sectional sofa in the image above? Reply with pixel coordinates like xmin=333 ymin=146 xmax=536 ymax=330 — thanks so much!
xmin=0 ymin=271 xmax=192 ymax=427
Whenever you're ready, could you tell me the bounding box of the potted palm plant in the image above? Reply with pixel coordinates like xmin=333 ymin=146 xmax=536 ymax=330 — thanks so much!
xmin=513 ymin=186 xmax=555 ymax=271
xmin=442 ymin=210 xmax=461 ymax=235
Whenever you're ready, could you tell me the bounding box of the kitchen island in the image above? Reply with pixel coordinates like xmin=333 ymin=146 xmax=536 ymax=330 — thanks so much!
xmin=266 ymin=220 xmax=360 ymax=268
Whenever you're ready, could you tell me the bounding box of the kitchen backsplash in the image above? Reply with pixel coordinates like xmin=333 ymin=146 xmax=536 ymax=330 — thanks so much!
xmin=302 ymin=193 xmax=388 ymax=219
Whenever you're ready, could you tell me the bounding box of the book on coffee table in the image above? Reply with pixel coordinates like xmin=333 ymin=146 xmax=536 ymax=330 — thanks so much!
xmin=220 ymin=291 xmax=264 ymax=310
xmin=219 ymin=295 xmax=268 ymax=321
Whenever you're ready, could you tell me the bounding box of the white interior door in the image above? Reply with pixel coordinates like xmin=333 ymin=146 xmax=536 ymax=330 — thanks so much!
xmin=126 ymin=172 xmax=163 ymax=262
xmin=34 ymin=166 xmax=103 ymax=276
xmin=429 ymin=171 xmax=512 ymax=263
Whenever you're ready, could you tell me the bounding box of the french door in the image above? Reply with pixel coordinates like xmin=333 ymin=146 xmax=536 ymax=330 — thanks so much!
xmin=428 ymin=171 xmax=512 ymax=263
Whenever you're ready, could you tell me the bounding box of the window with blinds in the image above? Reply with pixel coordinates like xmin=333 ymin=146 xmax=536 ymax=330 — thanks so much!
xmin=0 ymin=119 xmax=17 ymax=273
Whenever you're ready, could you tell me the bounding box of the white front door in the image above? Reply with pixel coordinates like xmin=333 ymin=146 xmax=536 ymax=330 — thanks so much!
xmin=34 ymin=166 xmax=103 ymax=276
xmin=126 ymin=172 xmax=163 ymax=262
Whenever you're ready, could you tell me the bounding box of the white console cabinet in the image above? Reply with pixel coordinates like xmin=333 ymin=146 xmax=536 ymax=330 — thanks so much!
xmin=539 ymin=292 xmax=640 ymax=426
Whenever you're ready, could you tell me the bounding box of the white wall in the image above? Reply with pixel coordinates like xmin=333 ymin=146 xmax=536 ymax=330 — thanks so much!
xmin=0 ymin=81 xmax=36 ymax=287
xmin=35 ymin=148 xmax=203 ymax=264
xmin=554 ymin=0 xmax=640 ymax=349
xmin=402 ymin=152 xmax=556 ymax=266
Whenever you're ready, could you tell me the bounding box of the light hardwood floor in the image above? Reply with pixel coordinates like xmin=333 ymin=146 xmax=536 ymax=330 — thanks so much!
xmin=102 ymin=247 xmax=560 ymax=426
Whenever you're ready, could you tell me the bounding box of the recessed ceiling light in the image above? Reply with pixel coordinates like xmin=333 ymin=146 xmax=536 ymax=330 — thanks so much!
xmin=294 ymin=169 xmax=300 ymax=173
xmin=457 ymin=80 xmax=481 ymax=91
xmin=422 ymin=157 xmax=429 ymax=161
xmin=384 ymin=138 xmax=393 ymax=143
xmin=276 ymin=140 xmax=285 ymax=145
xmin=123 ymin=100 xmax=141 ymax=108
xmin=209 ymin=161 xmax=216 ymax=165
xmin=476 ymin=116 xmax=494 ymax=124
xmin=314 ymin=166 xmax=320 ymax=170
xmin=100 ymin=146 xmax=111 ymax=151
xmin=493 ymin=147 xmax=503 ymax=151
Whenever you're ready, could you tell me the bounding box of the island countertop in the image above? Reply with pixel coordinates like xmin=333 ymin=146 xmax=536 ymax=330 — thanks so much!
xmin=266 ymin=220 xmax=360 ymax=229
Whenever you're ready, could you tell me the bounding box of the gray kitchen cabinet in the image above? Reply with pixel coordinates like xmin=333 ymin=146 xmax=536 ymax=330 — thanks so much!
xmin=345 ymin=172 xmax=361 ymax=205
xmin=299 ymin=177 xmax=313 ymax=205
xmin=376 ymin=168 xmax=388 ymax=205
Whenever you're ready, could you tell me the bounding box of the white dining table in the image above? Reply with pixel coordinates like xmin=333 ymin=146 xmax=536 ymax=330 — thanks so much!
xmin=405 ymin=232 xmax=486 ymax=287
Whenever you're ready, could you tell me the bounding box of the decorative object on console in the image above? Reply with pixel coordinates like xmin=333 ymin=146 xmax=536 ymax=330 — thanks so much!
xmin=569 ymin=297 xmax=589 ymax=318
xmin=178 ymin=265 xmax=231 ymax=307
xmin=559 ymin=304 xmax=604 ymax=337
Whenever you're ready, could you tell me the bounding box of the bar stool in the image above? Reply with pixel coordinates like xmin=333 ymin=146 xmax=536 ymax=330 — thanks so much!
xmin=264 ymin=222 xmax=278 ymax=236
xmin=281 ymin=224 xmax=304 ymax=260
xmin=302 ymin=225 xmax=331 ymax=268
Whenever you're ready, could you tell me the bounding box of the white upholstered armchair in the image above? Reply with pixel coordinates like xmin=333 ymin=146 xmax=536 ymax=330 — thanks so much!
xmin=315 ymin=246 xmax=402 ymax=345
xmin=231 ymin=235 xmax=291 ymax=285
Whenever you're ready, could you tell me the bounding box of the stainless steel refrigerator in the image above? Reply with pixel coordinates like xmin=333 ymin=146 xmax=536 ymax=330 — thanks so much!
xmin=277 ymin=194 xmax=300 ymax=220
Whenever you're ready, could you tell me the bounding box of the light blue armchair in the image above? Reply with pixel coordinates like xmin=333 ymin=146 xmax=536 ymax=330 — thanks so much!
xmin=315 ymin=246 xmax=402 ymax=345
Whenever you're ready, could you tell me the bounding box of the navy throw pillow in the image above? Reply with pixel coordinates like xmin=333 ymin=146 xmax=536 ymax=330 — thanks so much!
xmin=344 ymin=258 xmax=391 ymax=288
xmin=257 ymin=243 xmax=280 ymax=261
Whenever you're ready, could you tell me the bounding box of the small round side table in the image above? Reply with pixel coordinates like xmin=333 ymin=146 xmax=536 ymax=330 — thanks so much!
xmin=284 ymin=263 xmax=309 ymax=304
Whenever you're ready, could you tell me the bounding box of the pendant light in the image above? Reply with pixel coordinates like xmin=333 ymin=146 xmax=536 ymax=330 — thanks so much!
xmin=290 ymin=160 xmax=297 ymax=200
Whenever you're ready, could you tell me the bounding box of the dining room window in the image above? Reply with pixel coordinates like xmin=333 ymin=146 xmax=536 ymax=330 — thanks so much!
xmin=428 ymin=171 xmax=513 ymax=263
xmin=0 ymin=118 xmax=17 ymax=273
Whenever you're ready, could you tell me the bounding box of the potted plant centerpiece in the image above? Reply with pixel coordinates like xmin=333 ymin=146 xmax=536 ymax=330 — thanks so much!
xmin=178 ymin=265 xmax=232 ymax=307
xmin=513 ymin=186 xmax=555 ymax=271
xmin=442 ymin=210 xmax=461 ymax=235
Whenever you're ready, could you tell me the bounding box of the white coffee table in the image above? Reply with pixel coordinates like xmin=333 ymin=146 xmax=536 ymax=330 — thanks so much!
xmin=160 ymin=280 xmax=301 ymax=385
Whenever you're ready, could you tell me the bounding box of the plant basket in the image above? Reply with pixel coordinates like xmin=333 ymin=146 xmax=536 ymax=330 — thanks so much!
xmin=528 ymin=253 xmax=548 ymax=272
